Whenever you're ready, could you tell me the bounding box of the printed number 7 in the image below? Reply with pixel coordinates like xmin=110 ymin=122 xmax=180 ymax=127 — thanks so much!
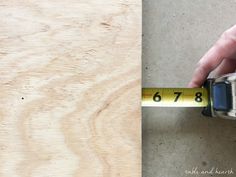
xmin=174 ymin=92 xmax=182 ymax=102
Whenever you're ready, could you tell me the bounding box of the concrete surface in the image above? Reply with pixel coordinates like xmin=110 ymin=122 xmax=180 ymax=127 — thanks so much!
xmin=142 ymin=0 xmax=236 ymax=177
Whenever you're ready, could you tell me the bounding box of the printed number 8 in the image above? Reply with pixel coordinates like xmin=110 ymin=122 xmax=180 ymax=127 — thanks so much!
xmin=195 ymin=92 xmax=202 ymax=102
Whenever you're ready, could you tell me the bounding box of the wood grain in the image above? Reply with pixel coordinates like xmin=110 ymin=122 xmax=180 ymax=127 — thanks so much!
xmin=0 ymin=1 xmax=141 ymax=177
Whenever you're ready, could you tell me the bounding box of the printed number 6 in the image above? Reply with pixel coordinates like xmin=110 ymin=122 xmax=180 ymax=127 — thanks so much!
xmin=153 ymin=92 xmax=161 ymax=102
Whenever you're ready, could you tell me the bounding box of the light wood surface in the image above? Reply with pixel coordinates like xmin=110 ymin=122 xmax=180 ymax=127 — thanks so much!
xmin=0 ymin=1 xmax=141 ymax=177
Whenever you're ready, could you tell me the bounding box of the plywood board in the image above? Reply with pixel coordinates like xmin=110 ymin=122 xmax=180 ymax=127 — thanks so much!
xmin=0 ymin=1 xmax=141 ymax=177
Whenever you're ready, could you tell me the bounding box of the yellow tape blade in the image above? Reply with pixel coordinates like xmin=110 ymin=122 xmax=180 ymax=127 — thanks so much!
xmin=142 ymin=88 xmax=208 ymax=107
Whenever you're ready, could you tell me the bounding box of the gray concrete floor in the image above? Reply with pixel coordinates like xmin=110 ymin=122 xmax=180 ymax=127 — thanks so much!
xmin=142 ymin=0 xmax=236 ymax=177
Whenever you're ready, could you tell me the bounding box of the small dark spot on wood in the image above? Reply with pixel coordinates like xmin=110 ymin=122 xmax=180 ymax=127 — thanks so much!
xmin=200 ymin=137 xmax=202 ymax=139
xmin=202 ymin=161 xmax=207 ymax=166
xmin=145 ymin=67 xmax=148 ymax=70
xmin=100 ymin=22 xmax=110 ymax=26
xmin=21 ymin=97 xmax=24 ymax=100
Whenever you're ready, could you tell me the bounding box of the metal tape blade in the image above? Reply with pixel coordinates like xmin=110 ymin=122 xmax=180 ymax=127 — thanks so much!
xmin=142 ymin=88 xmax=208 ymax=107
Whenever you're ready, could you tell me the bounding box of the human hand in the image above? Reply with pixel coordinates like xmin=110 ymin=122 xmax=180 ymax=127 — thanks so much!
xmin=188 ymin=25 xmax=236 ymax=88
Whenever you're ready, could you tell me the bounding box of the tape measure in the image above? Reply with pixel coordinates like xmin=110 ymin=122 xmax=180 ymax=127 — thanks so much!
xmin=142 ymin=73 xmax=236 ymax=120
xmin=142 ymin=88 xmax=208 ymax=107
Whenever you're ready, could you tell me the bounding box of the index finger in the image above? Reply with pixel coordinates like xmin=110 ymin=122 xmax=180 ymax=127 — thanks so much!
xmin=189 ymin=25 xmax=236 ymax=87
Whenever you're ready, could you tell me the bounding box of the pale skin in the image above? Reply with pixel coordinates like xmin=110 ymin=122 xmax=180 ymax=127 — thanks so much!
xmin=188 ymin=25 xmax=236 ymax=88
